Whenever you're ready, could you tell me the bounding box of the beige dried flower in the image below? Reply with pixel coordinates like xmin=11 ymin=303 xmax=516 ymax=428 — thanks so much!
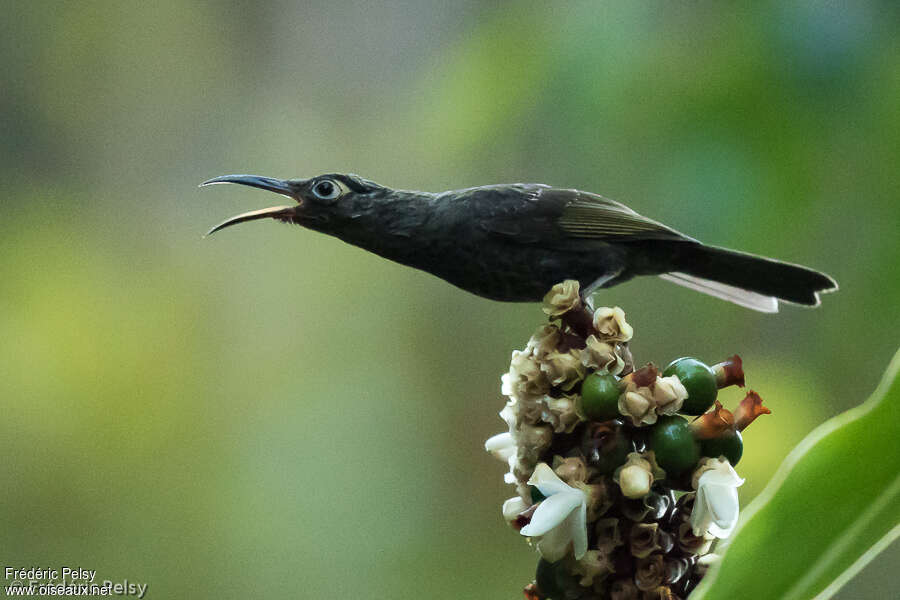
xmin=544 ymin=394 xmax=583 ymax=433
xmin=614 ymin=452 xmax=665 ymax=499
xmin=653 ymin=375 xmax=688 ymax=415
xmin=581 ymin=335 xmax=625 ymax=374
xmin=581 ymin=479 xmax=615 ymax=521
xmin=552 ymin=456 xmax=589 ymax=486
xmin=501 ymin=350 xmax=549 ymax=402
xmin=572 ymin=549 xmax=614 ymax=587
xmin=592 ymin=306 xmax=634 ymax=342
xmin=542 ymin=280 xmax=582 ymax=317
xmin=515 ymin=423 xmax=554 ymax=468
xmin=619 ymin=389 xmax=657 ymax=426
xmin=525 ymin=323 xmax=563 ymax=360
xmin=540 ymin=349 xmax=586 ymax=391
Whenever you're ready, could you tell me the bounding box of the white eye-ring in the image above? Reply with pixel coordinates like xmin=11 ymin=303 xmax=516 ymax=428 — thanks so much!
xmin=312 ymin=179 xmax=341 ymax=201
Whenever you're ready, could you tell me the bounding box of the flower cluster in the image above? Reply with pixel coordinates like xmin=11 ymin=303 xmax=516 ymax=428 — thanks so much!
xmin=485 ymin=281 xmax=770 ymax=599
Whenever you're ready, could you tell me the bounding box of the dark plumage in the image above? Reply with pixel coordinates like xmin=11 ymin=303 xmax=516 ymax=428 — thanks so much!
xmin=201 ymin=173 xmax=837 ymax=312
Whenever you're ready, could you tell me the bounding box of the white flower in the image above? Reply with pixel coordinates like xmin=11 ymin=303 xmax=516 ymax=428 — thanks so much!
xmin=690 ymin=458 xmax=745 ymax=538
xmin=485 ymin=432 xmax=515 ymax=462
xmin=519 ymin=462 xmax=588 ymax=562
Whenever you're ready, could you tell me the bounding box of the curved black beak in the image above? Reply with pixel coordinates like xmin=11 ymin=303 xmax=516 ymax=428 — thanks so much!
xmin=200 ymin=174 xmax=300 ymax=236
xmin=200 ymin=174 xmax=295 ymax=197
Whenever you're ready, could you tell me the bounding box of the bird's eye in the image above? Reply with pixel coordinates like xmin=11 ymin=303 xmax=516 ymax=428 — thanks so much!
xmin=312 ymin=179 xmax=341 ymax=201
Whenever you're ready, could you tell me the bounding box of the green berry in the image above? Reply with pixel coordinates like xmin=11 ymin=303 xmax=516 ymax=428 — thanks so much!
xmin=663 ymin=357 xmax=718 ymax=415
xmin=701 ymin=429 xmax=743 ymax=466
xmin=648 ymin=415 xmax=700 ymax=476
xmin=590 ymin=424 xmax=631 ymax=475
xmin=581 ymin=372 xmax=621 ymax=421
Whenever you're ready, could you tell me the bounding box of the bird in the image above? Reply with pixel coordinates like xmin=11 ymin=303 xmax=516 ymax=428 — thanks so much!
xmin=200 ymin=173 xmax=837 ymax=312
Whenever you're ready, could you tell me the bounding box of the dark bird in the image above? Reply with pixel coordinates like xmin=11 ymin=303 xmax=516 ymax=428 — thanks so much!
xmin=201 ymin=173 xmax=837 ymax=312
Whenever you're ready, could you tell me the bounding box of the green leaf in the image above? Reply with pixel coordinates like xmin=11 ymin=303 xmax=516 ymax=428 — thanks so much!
xmin=691 ymin=348 xmax=900 ymax=600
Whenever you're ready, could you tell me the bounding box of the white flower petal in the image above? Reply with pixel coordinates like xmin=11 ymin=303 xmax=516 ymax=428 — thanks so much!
xmin=535 ymin=512 xmax=576 ymax=562
xmin=700 ymin=465 xmax=745 ymax=488
xmin=690 ymin=486 xmax=714 ymax=536
xmin=691 ymin=464 xmax=744 ymax=539
xmin=571 ymin=500 xmax=588 ymax=559
xmin=520 ymin=491 xmax=582 ymax=537
xmin=705 ymin=484 xmax=740 ymax=537
xmin=499 ymin=403 xmax=516 ymax=429
xmin=527 ymin=462 xmax=573 ymax=496
xmin=502 ymin=496 xmax=528 ymax=522
xmin=484 ymin=432 xmax=515 ymax=461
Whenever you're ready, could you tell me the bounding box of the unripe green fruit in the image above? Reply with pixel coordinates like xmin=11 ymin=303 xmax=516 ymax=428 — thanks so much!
xmin=591 ymin=425 xmax=631 ymax=475
xmin=648 ymin=415 xmax=700 ymax=476
xmin=663 ymin=357 xmax=718 ymax=415
xmin=580 ymin=372 xmax=621 ymax=421
xmin=701 ymin=429 xmax=743 ymax=466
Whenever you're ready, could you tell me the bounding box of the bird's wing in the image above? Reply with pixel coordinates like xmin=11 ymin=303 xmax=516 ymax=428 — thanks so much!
xmin=554 ymin=188 xmax=694 ymax=242
xmin=478 ymin=186 xmax=695 ymax=245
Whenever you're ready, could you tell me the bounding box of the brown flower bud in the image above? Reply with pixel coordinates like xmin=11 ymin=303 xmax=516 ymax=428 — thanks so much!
xmin=635 ymin=555 xmax=666 ymax=591
xmin=595 ymin=517 xmax=624 ymax=555
xmin=689 ymin=401 xmax=734 ymax=440
xmin=676 ymin=521 xmax=713 ymax=555
xmin=629 ymin=523 xmax=662 ymax=558
xmin=734 ymin=390 xmax=770 ymax=431
xmin=712 ymin=355 xmax=744 ymax=388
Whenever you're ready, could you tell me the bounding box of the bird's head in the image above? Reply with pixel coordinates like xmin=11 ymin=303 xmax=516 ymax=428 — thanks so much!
xmin=201 ymin=173 xmax=388 ymax=236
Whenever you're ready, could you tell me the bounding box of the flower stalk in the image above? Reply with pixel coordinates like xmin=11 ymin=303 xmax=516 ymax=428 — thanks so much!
xmin=486 ymin=281 xmax=770 ymax=599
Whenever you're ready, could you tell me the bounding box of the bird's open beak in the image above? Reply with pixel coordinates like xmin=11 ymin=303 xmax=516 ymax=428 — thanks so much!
xmin=200 ymin=174 xmax=300 ymax=236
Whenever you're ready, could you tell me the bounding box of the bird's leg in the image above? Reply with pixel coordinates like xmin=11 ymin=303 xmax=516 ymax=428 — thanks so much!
xmin=582 ymin=270 xmax=622 ymax=311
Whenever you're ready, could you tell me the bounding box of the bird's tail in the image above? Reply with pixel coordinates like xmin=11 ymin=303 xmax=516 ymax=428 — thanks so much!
xmin=660 ymin=243 xmax=838 ymax=313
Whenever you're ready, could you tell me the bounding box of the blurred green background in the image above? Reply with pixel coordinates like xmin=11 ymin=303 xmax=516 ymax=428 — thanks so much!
xmin=2 ymin=1 xmax=897 ymax=598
